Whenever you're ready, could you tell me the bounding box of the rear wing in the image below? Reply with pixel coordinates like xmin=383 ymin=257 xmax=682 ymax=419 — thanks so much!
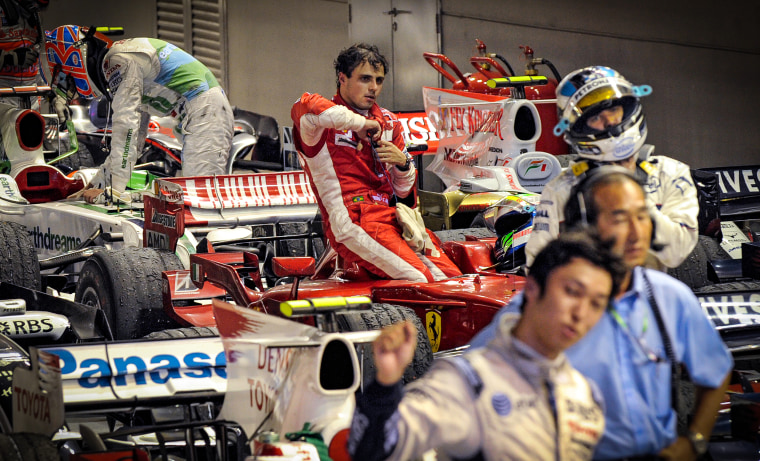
xmin=697 ymin=284 xmax=760 ymax=363
xmin=144 ymin=172 xmax=319 ymax=251
xmin=699 ymin=165 xmax=760 ymax=219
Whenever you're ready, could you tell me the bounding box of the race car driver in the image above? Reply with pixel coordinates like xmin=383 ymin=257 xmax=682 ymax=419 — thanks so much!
xmin=291 ymin=43 xmax=461 ymax=282
xmin=348 ymin=231 xmax=627 ymax=460
xmin=525 ymin=66 xmax=698 ymax=269
xmin=43 ymin=25 xmax=234 ymax=203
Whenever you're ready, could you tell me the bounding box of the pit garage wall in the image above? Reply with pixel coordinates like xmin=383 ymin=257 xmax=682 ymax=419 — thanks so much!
xmin=40 ymin=0 xmax=760 ymax=170
xmin=39 ymin=0 xmax=156 ymax=44
xmin=436 ymin=0 xmax=760 ymax=169
xmin=225 ymin=0 xmax=350 ymax=135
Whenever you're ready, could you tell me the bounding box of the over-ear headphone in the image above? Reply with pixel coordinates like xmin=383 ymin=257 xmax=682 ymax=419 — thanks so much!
xmin=562 ymin=165 xmax=662 ymax=252
xmin=564 ymin=165 xmax=642 ymax=230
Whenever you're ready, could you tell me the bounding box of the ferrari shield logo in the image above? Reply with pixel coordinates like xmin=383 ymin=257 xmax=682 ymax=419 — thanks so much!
xmin=425 ymin=311 xmax=442 ymax=353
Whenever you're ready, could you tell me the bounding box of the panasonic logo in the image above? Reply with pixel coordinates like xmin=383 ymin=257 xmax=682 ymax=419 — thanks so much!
xmin=45 ymin=348 xmax=227 ymax=388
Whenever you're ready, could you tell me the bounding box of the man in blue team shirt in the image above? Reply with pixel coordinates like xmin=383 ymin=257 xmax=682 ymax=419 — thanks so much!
xmin=470 ymin=166 xmax=732 ymax=460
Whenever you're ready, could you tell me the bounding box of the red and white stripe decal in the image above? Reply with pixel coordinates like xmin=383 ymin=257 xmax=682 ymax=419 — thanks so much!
xmin=163 ymin=173 xmax=317 ymax=210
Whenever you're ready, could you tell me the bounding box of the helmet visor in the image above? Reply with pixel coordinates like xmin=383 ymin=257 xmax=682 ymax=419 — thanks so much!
xmin=48 ymin=64 xmax=79 ymax=100
xmin=570 ymin=96 xmax=640 ymax=138
xmin=562 ymin=79 xmax=634 ymax=127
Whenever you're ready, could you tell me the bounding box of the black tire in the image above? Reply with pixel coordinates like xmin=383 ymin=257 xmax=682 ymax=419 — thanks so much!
xmin=694 ymin=280 xmax=760 ymax=294
xmin=75 ymin=248 xmax=183 ymax=340
xmin=337 ymin=303 xmax=433 ymax=387
xmin=434 ymin=227 xmax=495 ymax=243
xmin=144 ymin=327 xmax=219 ymax=339
xmin=53 ymin=144 xmax=99 ymax=170
xmin=0 ymin=222 xmax=40 ymax=291
xmin=0 ymin=433 xmax=58 ymax=461
xmin=667 ymin=236 xmax=728 ymax=291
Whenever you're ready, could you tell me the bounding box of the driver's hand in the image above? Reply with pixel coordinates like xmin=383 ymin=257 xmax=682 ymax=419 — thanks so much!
xmin=53 ymin=94 xmax=71 ymax=123
xmin=83 ymin=188 xmax=105 ymax=204
xmin=374 ymin=140 xmax=407 ymax=167
xmin=66 ymin=184 xmax=92 ymax=200
xmin=19 ymin=46 xmax=39 ymax=68
xmin=357 ymin=119 xmax=381 ymax=142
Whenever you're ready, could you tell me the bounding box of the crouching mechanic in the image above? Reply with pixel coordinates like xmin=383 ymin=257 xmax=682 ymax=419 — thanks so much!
xmin=348 ymin=231 xmax=627 ymax=460
xmin=526 ymin=66 xmax=698 ymax=269
xmin=291 ymin=43 xmax=461 ymax=282
xmin=43 ymin=25 xmax=234 ymax=203
xmin=471 ymin=166 xmax=732 ymax=460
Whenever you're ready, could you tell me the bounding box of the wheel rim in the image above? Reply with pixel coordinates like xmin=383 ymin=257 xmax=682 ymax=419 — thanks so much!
xmin=79 ymin=286 xmax=103 ymax=310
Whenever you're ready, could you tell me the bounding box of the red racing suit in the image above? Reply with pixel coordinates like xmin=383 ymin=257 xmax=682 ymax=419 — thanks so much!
xmin=291 ymin=92 xmax=461 ymax=282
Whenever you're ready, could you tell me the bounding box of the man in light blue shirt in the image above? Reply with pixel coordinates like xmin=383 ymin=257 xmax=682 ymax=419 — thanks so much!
xmin=470 ymin=166 xmax=732 ymax=460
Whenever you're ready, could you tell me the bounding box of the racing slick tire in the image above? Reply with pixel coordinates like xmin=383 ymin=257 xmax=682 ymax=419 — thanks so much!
xmin=667 ymin=235 xmax=730 ymax=290
xmin=0 ymin=222 xmax=40 ymax=291
xmin=0 ymin=432 xmax=58 ymax=461
xmin=337 ymin=303 xmax=433 ymax=387
xmin=434 ymin=227 xmax=495 ymax=242
xmin=75 ymin=248 xmax=183 ymax=340
xmin=54 ymin=144 xmax=104 ymax=171
xmin=694 ymin=280 xmax=760 ymax=294
xmin=144 ymin=326 xmax=219 ymax=339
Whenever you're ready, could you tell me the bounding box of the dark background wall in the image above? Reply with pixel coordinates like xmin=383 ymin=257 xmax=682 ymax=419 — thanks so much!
xmin=40 ymin=0 xmax=759 ymax=171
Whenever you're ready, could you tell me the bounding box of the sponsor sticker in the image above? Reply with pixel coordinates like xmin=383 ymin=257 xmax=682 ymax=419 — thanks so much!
xmin=492 ymin=393 xmax=511 ymax=416
xmin=425 ymin=311 xmax=442 ymax=353
xmin=28 ymin=226 xmax=82 ymax=253
xmin=146 ymin=229 xmax=170 ymax=250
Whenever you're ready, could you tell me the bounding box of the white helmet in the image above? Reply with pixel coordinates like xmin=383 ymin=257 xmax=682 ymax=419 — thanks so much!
xmin=553 ymin=66 xmax=651 ymax=162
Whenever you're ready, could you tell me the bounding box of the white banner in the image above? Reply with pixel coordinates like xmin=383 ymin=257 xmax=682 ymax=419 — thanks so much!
xmin=422 ymin=87 xmax=542 ymax=188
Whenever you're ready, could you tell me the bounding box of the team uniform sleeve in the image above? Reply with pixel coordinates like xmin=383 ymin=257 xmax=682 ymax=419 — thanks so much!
xmin=647 ymin=158 xmax=699 ymax=268
xmin=290 ymin=92 xmax=367 ymax=157
xmin=348 ymin=363 xmax=481 ymax=461
xmin=525 ymin=178 xmax=564 ymax=268
xmin=92 ymin=52 xmax=148 ymax=194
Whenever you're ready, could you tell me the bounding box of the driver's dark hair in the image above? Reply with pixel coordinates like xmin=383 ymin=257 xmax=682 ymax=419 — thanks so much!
xmin=334 ymin=43 xmax=388 ymax=88
xmin=522 ymin=230 xmax=626 ymax=311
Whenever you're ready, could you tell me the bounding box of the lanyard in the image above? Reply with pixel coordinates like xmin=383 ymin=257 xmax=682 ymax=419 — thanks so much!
xmin=609 ymin=307 xmax=664 ymax=364
xmin=609 ymin=307 xmax=648 ymax=335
